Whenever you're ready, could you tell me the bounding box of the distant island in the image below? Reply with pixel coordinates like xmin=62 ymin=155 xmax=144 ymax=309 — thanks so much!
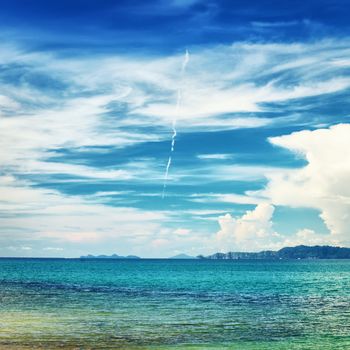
xmin=169 ymin=253 xmax=196 ymax=259
xmin=80 ymin=253 xmax=196 ymax=259
xmin=80 ymin=254 xmax=141 ymax=259
xmin=79 ymin=246 xmax=350 ymax=260
xmin=198 ymin=245 xmax=350 ymax=260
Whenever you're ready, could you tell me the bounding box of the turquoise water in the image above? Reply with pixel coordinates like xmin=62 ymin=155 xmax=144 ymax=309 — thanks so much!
xmin=0 ymin=259 xmax=349 ymax=349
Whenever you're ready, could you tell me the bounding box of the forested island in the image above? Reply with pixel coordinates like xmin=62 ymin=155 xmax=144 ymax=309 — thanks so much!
xmin=198 ymin=245 xmax=350 ymax=260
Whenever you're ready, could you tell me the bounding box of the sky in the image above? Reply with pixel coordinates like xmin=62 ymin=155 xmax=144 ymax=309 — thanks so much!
xmin=0 ymin=0 xmax=350 ymax=257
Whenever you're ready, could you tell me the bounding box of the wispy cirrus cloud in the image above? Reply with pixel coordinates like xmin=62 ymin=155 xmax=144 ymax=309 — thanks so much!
xmin=189 ymin=193 xmax=264 ymax=205
xmin=0 ymin=175 xmax=171 ymax=257
xmin=197 ymin=154 xmax=233 ymax=160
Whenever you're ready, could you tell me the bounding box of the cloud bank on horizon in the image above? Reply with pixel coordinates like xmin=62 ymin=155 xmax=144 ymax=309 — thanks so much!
xmin=0 ymin=0 xmax=350 ymax=257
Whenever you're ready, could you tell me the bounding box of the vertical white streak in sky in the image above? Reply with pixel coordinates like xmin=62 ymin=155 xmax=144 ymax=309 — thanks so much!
xmin=162 ymin=50 xmax=190 ymax=198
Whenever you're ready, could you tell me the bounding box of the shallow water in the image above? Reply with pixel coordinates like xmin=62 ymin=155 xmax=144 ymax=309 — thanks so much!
xmin=0 ymin=259 xmax=349 ymax=349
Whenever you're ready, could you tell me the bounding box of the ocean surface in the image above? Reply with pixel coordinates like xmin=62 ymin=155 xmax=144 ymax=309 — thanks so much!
xmin=0 ymin=259 xmax=349 ymax=349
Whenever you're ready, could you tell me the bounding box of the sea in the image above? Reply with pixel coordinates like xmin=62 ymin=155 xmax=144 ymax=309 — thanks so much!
xmin=0 ymin=258 xmax=349 ymax=349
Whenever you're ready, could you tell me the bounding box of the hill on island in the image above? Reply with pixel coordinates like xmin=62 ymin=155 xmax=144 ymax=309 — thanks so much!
xmin=169 ymin=253 xmax=196 ymax=259
xmin=198 ymin=245 xmax=350 ymax=260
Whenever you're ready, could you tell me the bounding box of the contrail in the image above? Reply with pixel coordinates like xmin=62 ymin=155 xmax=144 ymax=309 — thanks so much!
xmin=162 ymin=50 xmax=190 ymax=198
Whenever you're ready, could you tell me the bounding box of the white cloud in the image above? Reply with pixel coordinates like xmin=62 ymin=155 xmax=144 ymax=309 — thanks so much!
xmin=197 ymin=154 xmax=233 ymax=160
xmin=6 ymin=246 xmax=32 ymax=251
xmin=0 ymin=95 xmax=19 ymax=111
xmin=190 ymin=193 xmax=264 ymax=205
xmin=21 ymin=161 xmax=132 ymax=180
xmin=0 ymin=94 xmax=157 ymax=180
xmin=0 ymin=176 xmax=169 ymax=256
xmin=259 ymin=123 xmax=350 ymax=246
xmin=216 ymin=203 xmax=278 ymax=251
xmin=208 ymin=123 xmax=350 ymax=252
xmin=209 ymin=164 xmax=289 ymax=182
xmin=283 ymin=229 xmax=339 ymax=247
xmin=133 ymin=40 xmax=350 ymax=126
xmin=138 ymin=77 xmax=350 ymax=122
xmin=251 ymin=20 xmax=300 ymax=28
xmin=43 ymin=247 xmax=64 ymax=251
xmin=173 ymin=228 xmax=191 ymax=236
xmin=184 ymin=209 xmax=227 ymax=216
xmin=214 ymin=204 xmax=339 ymax=252
xmin=331 ymin=59 xmax=350 ymax=67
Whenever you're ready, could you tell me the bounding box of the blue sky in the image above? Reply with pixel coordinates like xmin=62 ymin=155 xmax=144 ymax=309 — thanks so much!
xmin=0 ymin=0 xmax=350 ymax=257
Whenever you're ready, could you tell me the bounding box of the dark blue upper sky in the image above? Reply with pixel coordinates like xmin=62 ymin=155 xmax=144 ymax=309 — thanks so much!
xmin=1 ymin=0 xmax=350 ymax=53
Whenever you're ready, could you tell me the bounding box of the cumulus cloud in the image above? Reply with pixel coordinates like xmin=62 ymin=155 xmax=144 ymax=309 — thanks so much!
xmin=216 ymin=203 xmax=279 ymax=251
xmin=260 ymin=123 xmax=350 ymax=246
xmin=213 ymin=123 xmax=350 ymax=252
xmin=214 ymin=204 xmax=339 ymax=252
xmin=283 ymin=229 xmax=340 ymax=247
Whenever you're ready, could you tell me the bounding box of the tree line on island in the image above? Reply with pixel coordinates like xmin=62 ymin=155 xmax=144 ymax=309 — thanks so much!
xmin=80 ymin=245 xmax=350 ymax=260
xmin=197 ymin=245 xmax=350 ymax=260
